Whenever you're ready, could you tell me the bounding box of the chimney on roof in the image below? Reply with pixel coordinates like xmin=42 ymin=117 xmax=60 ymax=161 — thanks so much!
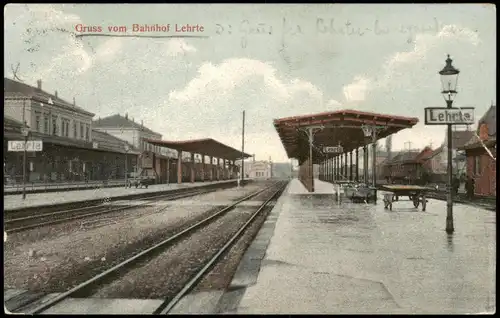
xmin=141 ymin=120 xmax=144 ymax=131
xmin=73 ymin=97 xmax=76 ymax=106
xmin=36 ymin=79 xmax=42 ymax=90
xmin=54 ymin=90 xmax=58 ymax=98
xmin=125 ymin=113 xmax=128 ymax=120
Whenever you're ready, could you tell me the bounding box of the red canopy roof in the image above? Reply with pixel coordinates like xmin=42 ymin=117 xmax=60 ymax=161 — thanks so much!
xmin=145 ymin=138 xmax=252 ymax=161
xmin=274 ymin=109 xmax=419 ymax=164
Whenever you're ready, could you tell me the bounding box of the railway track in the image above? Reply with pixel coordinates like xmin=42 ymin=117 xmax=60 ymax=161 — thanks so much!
xmin=14 ymin=181 xmax=287 ymax=315
xmin=4 ymin=188 xmax=218 ymax=233
xmin=426 ymin=193 xmax=496 ymax=211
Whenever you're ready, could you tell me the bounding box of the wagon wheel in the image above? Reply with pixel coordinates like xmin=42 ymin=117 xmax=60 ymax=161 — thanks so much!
xmin=421 ymin=195 xmax=427 ymax=212
xmin=412 ymin=195 xmax=420 ymax=208
xmin=408 ymin=195 xmax=413 ymax=201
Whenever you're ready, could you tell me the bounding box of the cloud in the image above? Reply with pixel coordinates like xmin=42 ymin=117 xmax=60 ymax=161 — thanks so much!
xmin=343 ymin=76 xmax=370 ymax=102
xmin=94 ymin=37 xmax=124 ymax=63
xmin=336 ymin=23 xmax=483 ymax=151
xmin=165 ymin=38 xmax=197 ymax=57
xmin=342 ymin=24 xmax=481 ymax=104
xmin=4 ymin=4 xmax=94 ymax=82
xmin=5 ymin=4 xmax=199 ymax=84
xmin=140 ymin=58 xmax=326 ymax=149
xmin=169 ymin=58 xmax=323 ymax=106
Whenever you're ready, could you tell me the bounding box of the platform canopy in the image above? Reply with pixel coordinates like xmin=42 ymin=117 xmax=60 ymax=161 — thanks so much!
xmin=274 ymin=109 xmax=419 ymax=164
xmin=145 ymin=138 xmax=252 ymax=161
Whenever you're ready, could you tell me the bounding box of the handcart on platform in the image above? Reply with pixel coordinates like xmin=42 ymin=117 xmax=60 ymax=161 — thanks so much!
xmin=380 ymin=185 xmax=432 ymax=211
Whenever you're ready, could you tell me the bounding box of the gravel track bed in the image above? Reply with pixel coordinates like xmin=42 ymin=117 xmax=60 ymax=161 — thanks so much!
xmin=4 ymin=191 xmax=212 ymax=247
xmin=3 ymin=185 xmax=266 ymax=293
xmin=85 ymin=184 xmax=283 ymax=300
xmin=192 ymin=183 xmax=285 ymax=293
xmin=86 ymin=206 xmax=259 ymax=300
xmin=193 ymin=205 xmax=274 ymax=292
xmin=5 ymin=204 xmax=164 ymax=247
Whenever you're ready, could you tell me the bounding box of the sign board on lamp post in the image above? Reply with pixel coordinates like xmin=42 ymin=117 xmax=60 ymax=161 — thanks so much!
xmin=8 ymin=140 xmax=43 ymax=152
xmin=424 ymin=107 xmax=475 ymax=125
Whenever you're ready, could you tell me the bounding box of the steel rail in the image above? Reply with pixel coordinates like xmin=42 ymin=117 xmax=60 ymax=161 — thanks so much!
xmin=157 ymin=181 xmax=287 ymax=314
xmin=28 ymin=181 xmax=282 ymax=315
xmin=5 ymin=188 xmax=215 ymax=233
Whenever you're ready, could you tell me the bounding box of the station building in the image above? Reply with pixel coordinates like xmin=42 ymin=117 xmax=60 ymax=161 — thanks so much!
xmin=459 ymin=105 xmax=497 ymax=197
xmin=4 ymin=77 xmax=252 ymax=185
xmin=236 ymin=156 xmax=273 ymax=179
xmin=3 ymin=78 xmax=139 ymax=183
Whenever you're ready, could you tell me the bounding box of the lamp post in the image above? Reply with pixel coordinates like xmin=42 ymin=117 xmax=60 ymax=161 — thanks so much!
xmin=124 ymin=144 xmax=130 ymax=188
xmin=439 ymin=54 xmax=460 ymax=234
xmin=21 ymin=124 xmax=31 ymax=200
xmin=362 ymin=125 xmax=382 ymax=188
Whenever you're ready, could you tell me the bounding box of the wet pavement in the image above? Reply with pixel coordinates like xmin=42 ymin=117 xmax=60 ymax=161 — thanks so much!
xmin=227 ymin=179 xmax=496 ymax=314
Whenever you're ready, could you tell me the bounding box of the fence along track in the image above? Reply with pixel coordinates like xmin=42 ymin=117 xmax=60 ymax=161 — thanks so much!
xmin=27 ymin=181 xmax=285 ymax=315
xmin=4 ymin=188 xmax=216 ymax=233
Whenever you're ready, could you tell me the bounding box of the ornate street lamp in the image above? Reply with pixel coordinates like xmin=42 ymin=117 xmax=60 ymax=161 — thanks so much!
xmin=439 ymin=54 xmax=460 ymax=234
xmin=439 ymin=54 xmax=460 ymax=107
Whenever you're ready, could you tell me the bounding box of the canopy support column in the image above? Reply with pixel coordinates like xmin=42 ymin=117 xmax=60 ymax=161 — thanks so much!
xmin=177 ymin=150 xmax=183 ymax=184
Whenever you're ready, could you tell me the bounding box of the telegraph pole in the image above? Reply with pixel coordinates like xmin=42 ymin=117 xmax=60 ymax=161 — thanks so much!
xmin=240 ymin=110 xmax=245 ymax=182
xmin=404 ymin=141 xmax=413 ymax=152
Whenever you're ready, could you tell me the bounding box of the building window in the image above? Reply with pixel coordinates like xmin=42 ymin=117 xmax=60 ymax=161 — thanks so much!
xmin=474 ymin=155 xmax=481 ymax=175
xmin=35 ymin=113 xmax=41 ymax=132
xmin=52 ymin=115 xmax=58 ymax=136
xmin=43 ymin=114 xmax=50 ymax=134
xmin=61 ymin=118 xmax=70 ymax=137
xmin=80 ymin=123 xmax=84 ymax=140
xmin=73 ymin=121 xmax=78 ymax=138
xmin=85 ymin=124 xmax=90 ymax=141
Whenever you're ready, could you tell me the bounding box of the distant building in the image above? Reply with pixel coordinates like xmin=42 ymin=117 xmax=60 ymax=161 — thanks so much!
xmin=383 ymin=147 xmax=433 ymax=184
xmin=3 ymin=78 xmax=137 ymax=183
xmin=459 ymin=105 xmax=497 ymax=197
xmin=93 ymin=113 xmax=163 ymax=153
xmin=4 ymin=78 xmax=95 ymax=141
xmin=442 ymin=129 xmax=475 ymax=175
xmin=236 ymin=157 xmax=273 ymax=179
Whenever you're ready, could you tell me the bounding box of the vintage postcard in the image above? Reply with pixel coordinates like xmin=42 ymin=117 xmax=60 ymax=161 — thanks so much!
xmin=3 ymin=3 xmax=496 ymax=315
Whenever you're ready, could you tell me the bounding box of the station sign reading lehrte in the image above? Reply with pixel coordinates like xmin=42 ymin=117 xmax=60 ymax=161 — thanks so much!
xmin=8 ymin=140 xmax=43 ymax=152
xmin=424 ymin=107 xmax=475 ymax=125
xmin=323 ymin=146 xmax=343 ymax=154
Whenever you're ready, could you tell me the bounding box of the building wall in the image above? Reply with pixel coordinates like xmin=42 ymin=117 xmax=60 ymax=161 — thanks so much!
xmin=466 ymin=147 xmax=496 ymax=196
xmin=94 ymin=127 xmax=162 ymax=152
xmin=237 ymin=160 xmax=272 ymax=179
xmin=248 ymin=161 xmax=272 ymax=179
xmin=4 ymin=97 xmax=93 ymax=141
xmin=4 ymin=99 xmax=33 ymax=126
xmin=94 ymin=128 xmax=139 ymax=148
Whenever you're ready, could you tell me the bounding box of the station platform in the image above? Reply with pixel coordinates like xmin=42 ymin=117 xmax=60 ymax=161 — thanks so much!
xmin=3 ymin=179 xmax=239 ymax=211
xmin=221 ymin=179 xmax=496 ymax=314
xmin=3 ymin=180 xmax=126 ymax=194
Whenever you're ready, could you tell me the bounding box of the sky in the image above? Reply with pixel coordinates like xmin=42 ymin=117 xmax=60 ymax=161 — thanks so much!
xmin=4 ymin=3 xmax=496 ymax=163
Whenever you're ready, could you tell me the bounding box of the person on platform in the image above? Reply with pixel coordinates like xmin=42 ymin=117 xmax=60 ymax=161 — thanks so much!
xmin=465 ymin=176 xmax=475 ymax=200
xmin=452 ymin=175 xmax=460 ymax=195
